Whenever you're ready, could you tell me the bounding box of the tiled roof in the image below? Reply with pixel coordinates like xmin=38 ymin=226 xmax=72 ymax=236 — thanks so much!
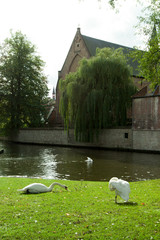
xmin=132 ymin=86 xmax=148 ymax=98
xmin=132 ymin=85 xmax=160 ymax=98
xmin=82 ymin=34 xmax=140 ymax=77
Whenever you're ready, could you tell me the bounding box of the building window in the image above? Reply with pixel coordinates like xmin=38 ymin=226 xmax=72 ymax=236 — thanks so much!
xmin=124 ymin=133 xmax=128 ymax=139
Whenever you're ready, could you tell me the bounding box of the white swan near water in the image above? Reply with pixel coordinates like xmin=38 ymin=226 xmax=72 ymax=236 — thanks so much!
xmin=85 ymin=157 xmax=93 ymax=163
xmin=18 ymin=182 xmax=68 ymax=194
xmin=109 ymin=177 xmax=130 ymax=203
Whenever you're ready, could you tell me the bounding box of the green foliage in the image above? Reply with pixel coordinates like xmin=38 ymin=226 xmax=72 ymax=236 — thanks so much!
xmin=59 ymin=47 xmax=136 ymax=142
xmin=132 ymin=0 xmax=160 ymax=88
xmin=0 ymin=177 xmax=160 ymax=239
xmin=0 ymin=31 xmax=49 ymax=132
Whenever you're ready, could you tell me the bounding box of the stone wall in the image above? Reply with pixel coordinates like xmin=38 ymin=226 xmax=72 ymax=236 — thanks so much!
xmin=13 ymin=128 xmax=133 ymax=150
xmin=133 ymin=130 xmax=160 ymax=152
xmin=11 ymin=128 xmax=160 ymax=153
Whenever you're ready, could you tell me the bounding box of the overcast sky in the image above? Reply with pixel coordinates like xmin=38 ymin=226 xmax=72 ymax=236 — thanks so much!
xmin=0 ymin=0 xmax=147 ymax=97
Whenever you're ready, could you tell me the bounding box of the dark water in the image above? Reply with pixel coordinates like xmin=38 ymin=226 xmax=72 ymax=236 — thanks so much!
xmin=0 ymin=141 xmax=160 ymax=181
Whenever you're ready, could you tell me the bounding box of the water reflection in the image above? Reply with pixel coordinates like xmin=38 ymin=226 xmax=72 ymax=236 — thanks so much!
xmin=0 ymin=141 xmax=160 ymax=181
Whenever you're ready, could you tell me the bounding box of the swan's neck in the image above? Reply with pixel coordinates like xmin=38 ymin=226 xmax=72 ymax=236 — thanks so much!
xmin=49 ymin=182 xmax=65 ymax=191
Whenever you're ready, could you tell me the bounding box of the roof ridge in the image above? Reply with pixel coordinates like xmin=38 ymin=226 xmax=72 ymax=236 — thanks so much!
xmin=82 ymin=34 xmax=134 ymax=50
xmin=81 ymin=33 xmax=141 ymax=76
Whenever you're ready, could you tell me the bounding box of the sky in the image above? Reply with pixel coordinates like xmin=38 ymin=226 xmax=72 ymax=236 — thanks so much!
xmin=0 ymin=0 xmax=148 ymax=97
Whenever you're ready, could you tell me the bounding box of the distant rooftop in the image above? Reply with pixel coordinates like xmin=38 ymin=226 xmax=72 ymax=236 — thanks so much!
xmin=82 ymin=34 xmax=141 ymax=77
xmin=132 ymin=85 xmax=160 ymax=98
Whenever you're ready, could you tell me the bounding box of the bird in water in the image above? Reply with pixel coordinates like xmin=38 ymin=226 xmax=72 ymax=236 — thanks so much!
xmin=109 ymin=177 xmax=130 ymax=203
xmin=85 ymin=157 xmax=93 ymax=163
xmin=18 ymin=182 xmax=68 ymax=194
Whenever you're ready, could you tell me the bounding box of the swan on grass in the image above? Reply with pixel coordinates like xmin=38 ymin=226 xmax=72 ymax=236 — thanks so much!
xmin=109 ymin=177 xmax=130 ymax=203
xmin=18 ymin=182 xmax=68 ymax=194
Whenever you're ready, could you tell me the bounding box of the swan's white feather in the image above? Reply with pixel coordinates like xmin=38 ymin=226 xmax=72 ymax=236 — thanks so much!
xmin=18 ymin=183 xmax=50 ymax=193
xmin=85 ymin=157 xmax=93 ymax=162
xmin=18 ymin=182 xmax=68 ymax=194
xmin=109 ymin=177 xmax=130 ymax=202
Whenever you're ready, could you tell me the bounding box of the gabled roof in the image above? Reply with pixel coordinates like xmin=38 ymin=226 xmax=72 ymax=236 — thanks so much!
xmin=82 ymin=34 xmax=141 ymax=77
xmin=132 ymin=85 xmax=148 ymax=98
xmin=132 ymin=85 xmax=160 ymax=98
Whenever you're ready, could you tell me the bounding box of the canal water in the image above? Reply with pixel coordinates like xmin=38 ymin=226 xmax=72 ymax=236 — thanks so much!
xmin=0 ymin=141 xmax=160 ymax=181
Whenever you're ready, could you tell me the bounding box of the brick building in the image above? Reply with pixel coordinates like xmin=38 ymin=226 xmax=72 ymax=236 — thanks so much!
xmin=54 ymin=28 xmax=146 ymax=126
xmin=132 ymin=85 xmax=160 ymax=130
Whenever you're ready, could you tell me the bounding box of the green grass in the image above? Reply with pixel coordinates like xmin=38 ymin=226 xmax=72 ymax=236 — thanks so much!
xmin=0 ymin=177 xmax=160 ymax=239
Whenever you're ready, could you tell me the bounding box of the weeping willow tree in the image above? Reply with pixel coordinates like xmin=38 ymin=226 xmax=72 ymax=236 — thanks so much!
xmin=59 ymin=47 xmax=137 ymax=142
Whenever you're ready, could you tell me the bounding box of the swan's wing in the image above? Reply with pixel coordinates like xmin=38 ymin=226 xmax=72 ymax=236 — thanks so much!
xmin=111 ymin=179 xmax=130 ymax=192
xmin=114 ymin=180 xmax=130 ymax=201
xmin=18 ymin=183 xmax=48 ymax=193
xmin=17 ymin=183 xmax=35 ymax=192
xmin=28 ymin=183 xmax=49 ymax=193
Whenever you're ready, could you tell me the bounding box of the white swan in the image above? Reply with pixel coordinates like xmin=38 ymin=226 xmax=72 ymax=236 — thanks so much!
xmin=109 ymin=177 xmax=130 ymax=203
xmin=18 ymin=182 xmax=68 ymax=194
xmin=85 ymin=157 xmax=93 ymax=163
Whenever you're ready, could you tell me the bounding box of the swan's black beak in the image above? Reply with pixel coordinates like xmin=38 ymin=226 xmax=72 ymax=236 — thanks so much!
xmin=65 ymin=186 xmax=68 ymax=191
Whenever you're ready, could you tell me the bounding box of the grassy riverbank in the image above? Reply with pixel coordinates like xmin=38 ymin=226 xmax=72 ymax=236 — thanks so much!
xmin=0 ymin=177 xmax=160 ymax=239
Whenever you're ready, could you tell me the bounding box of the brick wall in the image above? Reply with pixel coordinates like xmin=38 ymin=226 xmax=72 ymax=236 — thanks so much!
xmin=132 ymin=96 xmax=160 ymax=130
xmin=55 ymin=28 xmax=90 ymax=125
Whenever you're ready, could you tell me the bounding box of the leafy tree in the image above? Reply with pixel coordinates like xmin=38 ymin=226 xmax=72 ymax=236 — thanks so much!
xmin=59 ymin=48 xmax=136 ymax=142
xmin=0 ymin=31 xmax=49 ymax=131
xmin=132 ymin=0 xmax=160 ymax=88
